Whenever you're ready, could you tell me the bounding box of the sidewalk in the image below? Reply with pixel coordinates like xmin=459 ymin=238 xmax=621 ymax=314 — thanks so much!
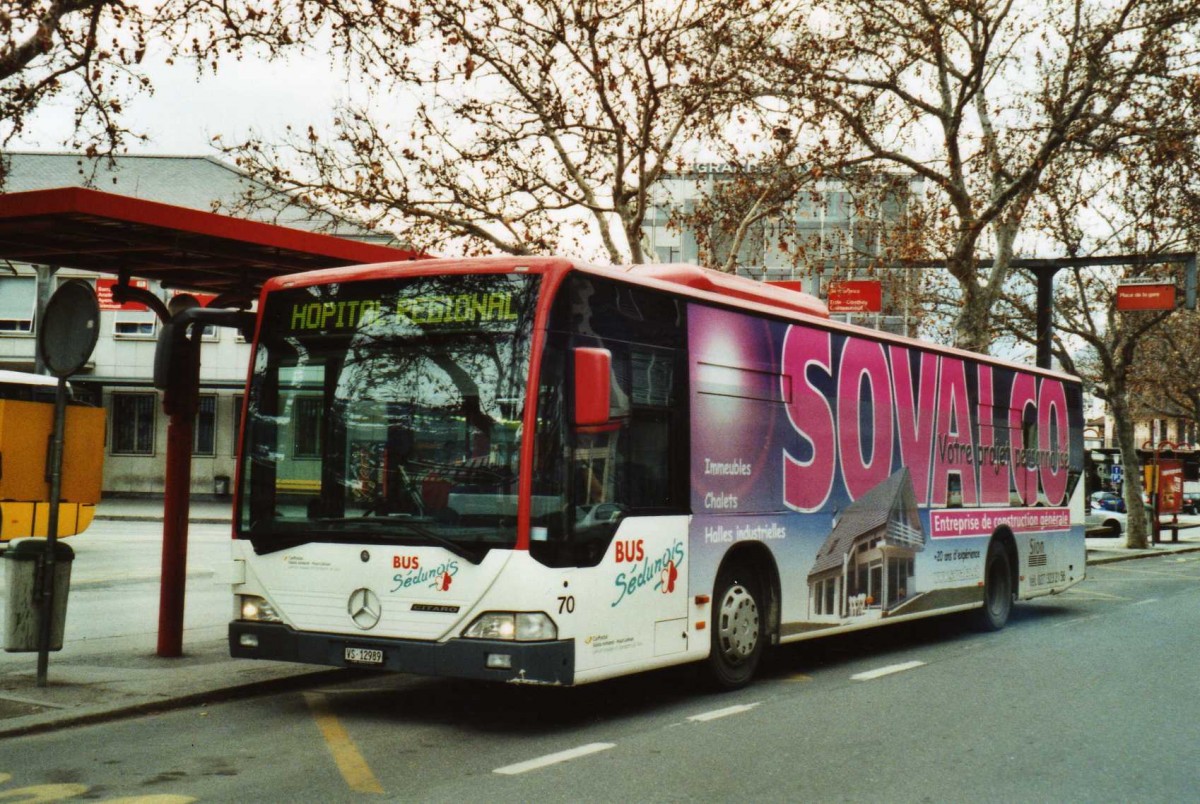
xmin=1 ymin=495 xmax=339 ymax=739
xmin=0 ymin=633 xmax=347 ymax=739
xmin=93 ymin=494 xmax=233 ymax=524
xmin=2 ymin=503 xmax=1199 ymax=740
xmin=1082 ymin=527 xmax=1200 ymax=564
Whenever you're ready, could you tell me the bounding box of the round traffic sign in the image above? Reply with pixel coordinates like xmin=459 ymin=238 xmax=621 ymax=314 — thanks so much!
xmin=38 ymin=279 xmax=101 ymax=378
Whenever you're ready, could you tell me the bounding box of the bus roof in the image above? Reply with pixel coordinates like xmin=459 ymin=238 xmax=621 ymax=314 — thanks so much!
xmin=260 ymin=256 xmax=1081 ymax=385
xmin=260 ymin=256 xmax=829 ymax=318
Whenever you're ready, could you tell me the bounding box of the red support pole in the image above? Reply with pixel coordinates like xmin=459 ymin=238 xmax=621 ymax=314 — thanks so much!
xmin=157 ymin=327 xmax=200 ymax=658
xmin=157 ymin=409 xmax=194 ymax=657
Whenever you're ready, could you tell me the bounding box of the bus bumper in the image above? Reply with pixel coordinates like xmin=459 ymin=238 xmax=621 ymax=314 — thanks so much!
xmin=229 ymin=622 xmax=575 ymax=685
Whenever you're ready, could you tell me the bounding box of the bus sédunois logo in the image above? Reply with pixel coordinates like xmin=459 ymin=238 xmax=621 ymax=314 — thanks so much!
xmin=347 ymin=588 xmax=382 ymax=630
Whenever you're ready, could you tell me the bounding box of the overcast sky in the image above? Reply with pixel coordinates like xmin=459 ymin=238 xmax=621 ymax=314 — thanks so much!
xmin=15 ymin=44 xmax=349 ymax=158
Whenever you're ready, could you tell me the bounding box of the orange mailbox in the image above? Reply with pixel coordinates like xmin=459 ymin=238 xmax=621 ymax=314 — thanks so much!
xmin=0 ymin=398 xmax=106 ymax=541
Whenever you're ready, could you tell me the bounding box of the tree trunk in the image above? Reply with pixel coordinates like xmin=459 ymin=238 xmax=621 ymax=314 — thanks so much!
xmin=952 ymin=280 xmax=997 ymax=354
xmin=1110 ymin=390 xmax=1149 ymax=549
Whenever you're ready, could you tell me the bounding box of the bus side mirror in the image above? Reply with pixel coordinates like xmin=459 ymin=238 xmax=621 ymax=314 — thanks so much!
xmin=155 ymin=308 xmax=255 ymax=416
xmin=573 ymin=347 xmax=611 ymax=427
xmin=154 ymin=308 xmax=256 ymax=391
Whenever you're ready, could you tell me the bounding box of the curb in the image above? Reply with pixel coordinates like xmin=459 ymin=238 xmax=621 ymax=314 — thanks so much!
xmin=0 ymin=666 xmax=369 ymax=741
xmin=94 ymin=515 xmax=231 ymax=525
xmin=1086 ymin=544 xmax=1200 ymax=565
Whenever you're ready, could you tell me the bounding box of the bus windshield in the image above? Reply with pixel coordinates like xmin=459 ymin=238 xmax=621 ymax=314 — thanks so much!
xmin=237 ymin=272 xmax=540 ymax=559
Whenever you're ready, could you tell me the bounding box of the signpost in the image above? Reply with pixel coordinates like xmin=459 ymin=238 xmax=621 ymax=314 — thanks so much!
xmin=827 ymin=280 xmax=883 ymax=313
xmin=95 ymin=277 xmax=151 ymax=310
xmin=33 ymin=280 xmax=100 ymax=686
xmin=1116 ymin=281 xmax=1176 ymax=311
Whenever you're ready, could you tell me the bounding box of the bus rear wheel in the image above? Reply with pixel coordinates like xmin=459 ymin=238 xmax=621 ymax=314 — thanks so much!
xmin=973 ymin=539 xmax=1013 ymax=632
xmin=706 ymin=563 xmax=764 ymax=689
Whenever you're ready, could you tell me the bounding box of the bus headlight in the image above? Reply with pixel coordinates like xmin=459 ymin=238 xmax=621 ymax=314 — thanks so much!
xmin=462 ymin=612 xmax=557 ymax=641
xmin=239 ymin=595 xmax=282 ymax=623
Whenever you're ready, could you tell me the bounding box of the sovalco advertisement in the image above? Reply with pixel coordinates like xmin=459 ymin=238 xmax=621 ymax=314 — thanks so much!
xmin=686 ymin=304 xmax=1084 ymax=631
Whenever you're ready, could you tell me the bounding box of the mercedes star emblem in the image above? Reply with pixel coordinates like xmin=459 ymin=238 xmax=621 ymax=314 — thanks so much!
xmin=347 ymin=588 xmax=382 ymax=630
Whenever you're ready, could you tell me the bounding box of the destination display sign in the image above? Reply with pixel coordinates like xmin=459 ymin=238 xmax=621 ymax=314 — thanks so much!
xmin=275 ymin=274 xmax=537 ymax=336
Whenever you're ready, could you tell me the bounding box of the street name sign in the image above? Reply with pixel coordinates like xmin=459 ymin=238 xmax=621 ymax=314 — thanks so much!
xmin=1116 ymin=282 xmax=1175 ymax=311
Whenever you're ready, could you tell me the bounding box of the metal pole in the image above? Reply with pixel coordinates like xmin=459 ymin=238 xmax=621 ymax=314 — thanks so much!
xmin=32 ymin=266 xmax=58 ymax=376
xmin=1034 ymin=265 xmax=1060 ymax=370
xmin=36 ymin=376 xmax=69 ymax=686
xmin=156 ymin=326 xmax=200 ymax=657
xmin=1186 ymin=254 xmax=1196 ymax=311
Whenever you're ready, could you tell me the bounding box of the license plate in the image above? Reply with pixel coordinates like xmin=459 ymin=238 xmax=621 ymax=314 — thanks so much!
xmin=344 ymin=647 xmax=384 ymax=665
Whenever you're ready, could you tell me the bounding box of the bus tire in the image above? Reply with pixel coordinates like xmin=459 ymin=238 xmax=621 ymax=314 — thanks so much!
xmin=706 ymin=562 xmax=765 ymax=690
xmin=973 ymin=539 xmax=1013 ymax=632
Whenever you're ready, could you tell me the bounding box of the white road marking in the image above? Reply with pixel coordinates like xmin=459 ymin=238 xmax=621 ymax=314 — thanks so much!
xmin=1062 ymin=590 xmax=1129 ymax=601
xmin=1131 ymin=597 xmax=1160 ymax=606
xmin=687 ymin=702 xmax=761 ymax=722
xmin=494 ymin=743 xmax=616 ymax=775
xmin=851 ymin=660 xmax=925 ymax=681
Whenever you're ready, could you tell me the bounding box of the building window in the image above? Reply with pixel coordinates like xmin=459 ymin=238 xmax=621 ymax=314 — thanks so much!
xmin=293 ymin=396 xmax=323 ymax=458
xmin=195 ymin=395 xmax=216 ymax=456
xmin=114 ymin=310 xmax=158 ymax=338
xmin=0 ymin=276 xmax=36 ymax=333
xmin=111 ymin=394 xmax=156 ymax=454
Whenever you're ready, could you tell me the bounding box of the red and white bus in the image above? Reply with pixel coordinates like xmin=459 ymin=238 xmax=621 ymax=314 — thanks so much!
xmin=227 ymin=257 xmax=1085 ymax=688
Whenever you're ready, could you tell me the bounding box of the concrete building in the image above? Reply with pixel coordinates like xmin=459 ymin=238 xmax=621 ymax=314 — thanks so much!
xmin=640 ymin=164 xmax=924 ymax=335
xmin=0 ymin=152 xmax=403 ymax=498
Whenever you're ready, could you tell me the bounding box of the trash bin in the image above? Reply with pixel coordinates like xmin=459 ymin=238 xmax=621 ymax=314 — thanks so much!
xmin=4 ymin=538 xmax=73 ymax=653
xmin=214 ymin=475 xmax=231 ymax=496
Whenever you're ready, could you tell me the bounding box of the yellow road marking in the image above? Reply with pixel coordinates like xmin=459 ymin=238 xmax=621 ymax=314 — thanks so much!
xmin=783 ymin=673 xmax=813 ymax=682
xmin=0 ymin=784 xmax=88 ymax=801
xmin=0 ymin=773 xmax=193 ymax=803
xmin=305 ymin=693 xmax=384 ymax=795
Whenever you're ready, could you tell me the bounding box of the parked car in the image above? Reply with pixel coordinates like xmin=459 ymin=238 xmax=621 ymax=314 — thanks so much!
xmin=1090 ymin=491 xmax=1125 ymax=513
xmin=1182 ymin=491 xmax=1200 ymax=516
xmin=1085 ymin=510 xmax=1126 ymax=538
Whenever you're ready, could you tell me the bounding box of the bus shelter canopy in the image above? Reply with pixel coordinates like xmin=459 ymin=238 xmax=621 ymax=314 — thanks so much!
xmin=0 ymin=185 xmax=421 ymax=660
xmin=0 ymin=186 xmax=418 ymax=294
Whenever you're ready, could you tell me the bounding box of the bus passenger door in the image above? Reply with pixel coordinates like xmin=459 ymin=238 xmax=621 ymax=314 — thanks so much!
xmin=572 ymin=514 xmax=691 ymax=674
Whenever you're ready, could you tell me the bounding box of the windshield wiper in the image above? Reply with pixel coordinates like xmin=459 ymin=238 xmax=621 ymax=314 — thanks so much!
xmin=384 ymin=519 xmax=485 ymax=564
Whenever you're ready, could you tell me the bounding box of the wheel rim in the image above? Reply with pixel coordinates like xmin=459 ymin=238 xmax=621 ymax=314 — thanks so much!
xmin=717 ymin=583 xmax=759 ymax=662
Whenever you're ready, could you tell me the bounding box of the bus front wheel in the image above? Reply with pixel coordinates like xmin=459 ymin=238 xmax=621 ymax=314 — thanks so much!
xmin=973 ymin=539 xmax=1013 ymax=632
xmin=706 ymin=563 xmax=764 ymax=689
